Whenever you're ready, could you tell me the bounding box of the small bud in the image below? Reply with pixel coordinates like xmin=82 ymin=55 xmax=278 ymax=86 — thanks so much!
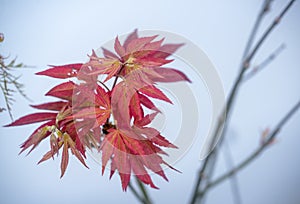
xmin=0 ymin=33 xmax=4 ymax=42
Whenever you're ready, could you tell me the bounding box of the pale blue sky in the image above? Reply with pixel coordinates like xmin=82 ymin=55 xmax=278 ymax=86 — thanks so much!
xmin=1 ymin=0 xmax=300 ymax=204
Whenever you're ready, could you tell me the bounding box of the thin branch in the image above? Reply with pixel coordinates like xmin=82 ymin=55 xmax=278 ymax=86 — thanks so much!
xmin=244 ymin=0 xmax=295 ymax=66
xmin=128 ymin=182 xmax=150 ymax=204
xmin=135 ymin=176 xmax=153 ymax=204
xmin=243 ymin=43 xmax=285 ymax=82
xmin=189 ymin=1 xmax=296 ymax=203
xmin=202 ymin=100 xmax=300 ymax=193
xmin=223 ymin=139 xmax=242 ymax=204
xmin=97 ymin=80 xmax=111 ymax=92
xmin=0 ymin=83 xmax=13 ymax=119
xmin=242 ymin=0 xmax=273 ymax=60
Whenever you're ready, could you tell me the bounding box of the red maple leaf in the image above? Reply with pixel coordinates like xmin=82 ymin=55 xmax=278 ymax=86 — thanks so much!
xmin=5 ymin=29 xmax=191 ymax=191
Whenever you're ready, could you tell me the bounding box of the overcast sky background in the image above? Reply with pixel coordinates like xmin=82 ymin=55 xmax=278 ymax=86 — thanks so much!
xmin=1 ymin=0 xmax=300 ymax=204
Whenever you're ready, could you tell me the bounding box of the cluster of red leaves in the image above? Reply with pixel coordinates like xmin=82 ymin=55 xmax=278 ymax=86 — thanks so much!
xmin=5 ymin=29 xmax=190 ymax=190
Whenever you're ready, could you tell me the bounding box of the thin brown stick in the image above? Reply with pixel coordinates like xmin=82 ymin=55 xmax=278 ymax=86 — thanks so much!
xmin=201 ymin=100 xmax=300 ymax=193
xmin=128 ymin=182 xmax=151 ymax=204
xmin=189 ymin=1 xmax=296 ymax=203
xmin=135 ymin=177 xmax=153 ymax=204
xmin=243 ymin=43 xmax=285 ymax=82
xmin=242 ymin=0 xmax=273 ymax=60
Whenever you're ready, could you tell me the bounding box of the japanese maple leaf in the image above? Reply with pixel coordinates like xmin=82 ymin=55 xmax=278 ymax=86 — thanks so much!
xmin=100 ymin=126 xmax=177 ymax=191
xmin=5 ymin=74 xmax=111 ymax=177
xmin=5 ymin=30 xmax=191 ymax=191
xmin=78 ymin=29 xmax=190 ymax=86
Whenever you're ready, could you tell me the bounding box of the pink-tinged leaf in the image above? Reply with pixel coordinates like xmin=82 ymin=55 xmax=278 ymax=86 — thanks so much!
xmin=38 ymin=150 xmax=55 ymax=164
xmin=135 ymin=126 xmax=177 ymax=148
xmin=151 ymin=43 xmax=184 ymax=59
xmin=135 ymin=56 xmax=173 ymax=67
xmin=143 ymin=38 xmax=164 ymax=52
xmin=67 ymin=135 xmax=88 ymax=169
xmin=111 ymin=82 xmax=136 ymax=129
xmin=151 ymin=67 xmax=191 ymax=83
xmin=4 ymin=113 xmax=57 ymax=127
xmin=114 ymin=36 xmax=126 ymax=58
xmin=72 ymin=84 xmax=110 ymax=109
xmin=102 ymin=47 xmax=119 ymax=59
xmin=88 ymin=59 xmax=121 ymax=82
xmin=19 ymin=121 xmax=55 ymax=154
xmin=76 ymin=64 xmax=98 ymax=84
xmin=151 ymin=134 xmax=177 ymax=148
xmin=130 ymin=38 xmax=165 ymax=59
xmin=30 ymin=101 xmax=68 ymax=111
xmin=96 ymin=85 xmax=111 ymax=107
xmin=100 ymin=129 xmax=116 ymax=175
xmin=119 ymin=172 xmax=131 ymax=191
xmin=139 ymin=85 xmax=172 ymax=104
xmin=130 ymin=155 xmax=158 ymax=189
xmin=138 ymin=93 xmax=160 ymax=112
xmin=70 ymin=107 xmax=110 ymax=127
xmin=61 ymin=136 xmax=69 ymax=178
xmin=36 ymin=63 xmax=83 ymax=79
xmin=46 ymin=81 xmax=75 ymax=101
xmin=129 ymin=92 xmax=144 ymax=120
xmin=134 ymin=112 xmax=159 ymax=127
xmin=109 ymin=159 xmax=117 ymax=179
xmin=71 ymin=107 xmax=107 ymax=119
xmin=123 ymin=29 xmax=138 ymax=49
xmin=126 ymin=35 xmax=158 ymax=54
xmin=75 ymin=137 xmax=86 ymax=158
xmin=50 ymin=134 xmax=59 ymax=157
xmin=105 ymin=130 xmax=131 ymax=191
xmin=121 ymin=131 xmax=168 ymax=180
xmin=122 ymin=67 xmax=159 ymax=87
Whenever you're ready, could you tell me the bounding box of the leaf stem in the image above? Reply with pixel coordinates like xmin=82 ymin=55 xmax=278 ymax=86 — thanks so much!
xmin=128 ymin=181 xmax=152 ymax=204
xmin=135 ymin=176 xmax=153 ymax=204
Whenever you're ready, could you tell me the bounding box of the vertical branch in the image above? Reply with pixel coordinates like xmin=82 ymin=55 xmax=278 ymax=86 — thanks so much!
xmin=128 ymin=182 xmax=147 ymax=204
xmin=189 ymin=1 xmax=296 ymax=203
xmin=223 ymin=139 xmax=242 ymax=204
xmin=135 ymin=176 xmax=153 ymax=204
xmin=204 ymin=100 xmax=300 ymax=191
xmin=128 ymin=180 xmax=152 ymax=204
xmin=242 ymin=0 xmax=273 ymax=60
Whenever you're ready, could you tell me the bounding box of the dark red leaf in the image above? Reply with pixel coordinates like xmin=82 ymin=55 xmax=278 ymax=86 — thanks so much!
xmin=138 ymin=93 xmax=160 ymax=112
xmin=4 ymin=113 xmax=57 ymax=127
xmin=123 ymin=29 xmax=138 ymax=49
xmin=102 ymin=47 xmax=119 ymax=59
xmin=46 ymin=81 xmax=75 ymax=101
xmin=114 ymin=36 xmax=126 ymax=58
xmin=36 ymin=63 xmax=83 ymax=79
xmin=30 ymin=101 xmax=68 ymax=111
xmin=150 ymin=43 xmax=184 ymax=59
xmin=129 ymin=92 xmax=144 ymax=120
xmin=139 ymin=85 xmax=172 ymax=104
xmin=151 ymin=67 xmax=191 ymax=83
xmin=19 ymin=120 xmax=55 ymax=154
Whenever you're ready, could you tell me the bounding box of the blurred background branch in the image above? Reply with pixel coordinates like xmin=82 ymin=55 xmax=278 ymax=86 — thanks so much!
xmin=189 ymin=0 xmax=297 ymax=203
xmin=0 ymin=33 xmax=29 ymax=120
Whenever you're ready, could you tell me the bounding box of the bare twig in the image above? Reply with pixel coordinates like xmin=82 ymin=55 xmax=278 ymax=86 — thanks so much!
xmin=243 ymin=43 xmax=285 ymax=82
xmin=201 ymin=100 xmax=300 ymax=193
xmin=223 ymin=139 xmax=242 ymax=204
xmin=97 ymin=80 xmax=111 ymax=92
xmin=135 ymin=177 xmax=153 ymax=204
xmin=128 ymin=182 xmax=148 ymax=204
xmin=0 ymin=33 xmax=29 ymax=120
xmin=189 ymin=1 xmax=296 ymax=203
xmin=242 ymin=0 xmax=273 ymax=60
